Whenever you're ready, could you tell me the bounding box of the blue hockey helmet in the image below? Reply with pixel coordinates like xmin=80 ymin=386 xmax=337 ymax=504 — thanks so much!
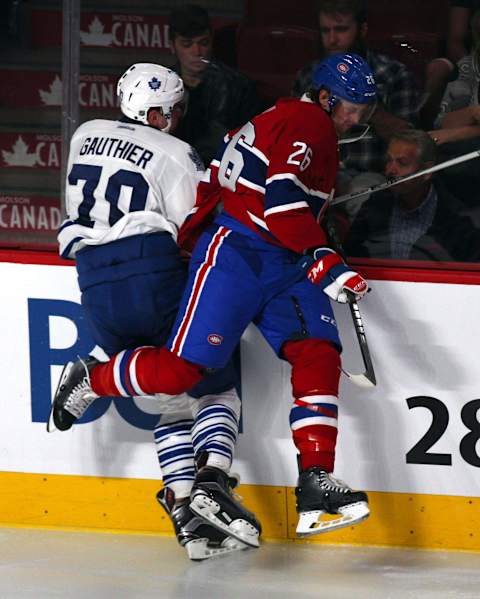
xmin=312 ymin=53 xmax=376 ymax=110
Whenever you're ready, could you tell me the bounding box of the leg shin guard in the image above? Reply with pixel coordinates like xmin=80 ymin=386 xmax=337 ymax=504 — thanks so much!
xmin=283 ymin=339 xmax=341 ymax=472
xmin=91 ymin=346 xmax=204 ymax=397
xmin=190 ymin=388 xmax=241 ymax=471
xmin=154 ymin=411 xmax=196 ymax=499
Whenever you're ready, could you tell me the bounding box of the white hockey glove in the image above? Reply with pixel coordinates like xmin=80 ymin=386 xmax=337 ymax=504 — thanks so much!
xmin=304 ymin=247 xmax=368 ymax=303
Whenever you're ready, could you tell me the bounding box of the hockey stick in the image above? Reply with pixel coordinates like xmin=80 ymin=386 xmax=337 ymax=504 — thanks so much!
xmin=343 ymin=291 xmax=376 ymax=388
xmin=324 ymin=211 xmax=377 ymax=388
xmin=331 ymin=148 xmax=480 ymax=208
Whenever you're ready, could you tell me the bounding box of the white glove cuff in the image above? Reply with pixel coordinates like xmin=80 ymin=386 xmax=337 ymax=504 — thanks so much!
xmin=323 ymin=271 xmax=357 ymax=303
xmin=334 ymin=270 xmax=357 ymax=288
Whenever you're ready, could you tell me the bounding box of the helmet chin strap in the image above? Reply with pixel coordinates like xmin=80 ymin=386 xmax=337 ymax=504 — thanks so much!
xmin=160 ymin=119 xmax=172 ymax=133
xmin=158 ymin=104 xmax=176 ymax=133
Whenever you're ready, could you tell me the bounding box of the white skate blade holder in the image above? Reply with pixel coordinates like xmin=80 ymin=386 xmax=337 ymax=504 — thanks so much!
xmin=296 ymin=501 xmax=370 ymax=536
xmin=189 ymin=494 xmax=260 ymax=548
xmin=186 ymin=536 xmax=249 ymax=561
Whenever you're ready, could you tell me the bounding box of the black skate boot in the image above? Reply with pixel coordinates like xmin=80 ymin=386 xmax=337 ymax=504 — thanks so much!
xmin=189 ymin=465 xmax=261 ymax=548
xmin=156 ymin=487 xmax=247 ymax=560
xmin=295 ymin=467 xmax=369 ymax=536
xmin=47 ymin=356 xmax=100 ymax=432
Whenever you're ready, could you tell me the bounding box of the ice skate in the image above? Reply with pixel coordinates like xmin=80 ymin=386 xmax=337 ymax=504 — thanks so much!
xmin=295 ymin=467 xmax=369 ymax=536
xmin=47 ymin=356 xmax=100 ymax=432
xmin=189 ymin=466 xmax=261 ymax=548
xmin=156 ymin=487 xmax=248 ymax=560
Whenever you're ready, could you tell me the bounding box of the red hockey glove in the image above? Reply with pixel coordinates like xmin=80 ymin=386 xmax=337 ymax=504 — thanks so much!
xmin=305 ymin=247 xmax=368 ymax=303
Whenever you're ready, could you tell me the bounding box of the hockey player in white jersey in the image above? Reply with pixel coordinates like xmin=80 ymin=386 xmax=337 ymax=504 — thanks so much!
xmin=58 ymin=64 xmax=197 ymax=258
xmin=49 ymin=63 xmax=260 ymax=560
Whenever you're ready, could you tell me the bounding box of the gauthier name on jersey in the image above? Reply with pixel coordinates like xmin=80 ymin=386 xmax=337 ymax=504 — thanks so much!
xmin=79 ymin=133 xmax=154 ymax=170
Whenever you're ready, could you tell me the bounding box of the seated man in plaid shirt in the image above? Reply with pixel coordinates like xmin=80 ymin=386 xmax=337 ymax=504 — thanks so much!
xmin=293 ymin=0 xmax=421 ymax=217
xmin=344 ymin=129 xmax=480 ymax=262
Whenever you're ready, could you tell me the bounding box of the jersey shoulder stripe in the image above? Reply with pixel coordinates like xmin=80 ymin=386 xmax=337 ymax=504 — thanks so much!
xmin=266 ymin=173 xmax=330 ymax=200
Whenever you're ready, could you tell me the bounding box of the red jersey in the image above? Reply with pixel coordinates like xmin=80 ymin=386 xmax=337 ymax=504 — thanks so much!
xmin=178 ymin=97 xmax=339 ymax=254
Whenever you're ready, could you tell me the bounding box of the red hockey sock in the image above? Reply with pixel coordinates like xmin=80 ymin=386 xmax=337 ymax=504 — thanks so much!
xmin=293 ymin=426 xmax=338 ymax=472
xmin=91 ymin=346 xmax=203 ymax=397
xmin=283 ymin=339 xmax=341 ymax=473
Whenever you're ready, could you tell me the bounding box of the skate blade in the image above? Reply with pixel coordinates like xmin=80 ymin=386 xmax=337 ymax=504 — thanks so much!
xmin=296 ymin=501 xmax=370 ymax=537
xmin=46 ymin=408 xmax=57 ymax=433
xmin=186 ymin=537 xmax=249 ymax=561
xmin=189 ymin=494 xmax=260 ymax=548
xmin=46 ymin=362 xmax=74 ymax=433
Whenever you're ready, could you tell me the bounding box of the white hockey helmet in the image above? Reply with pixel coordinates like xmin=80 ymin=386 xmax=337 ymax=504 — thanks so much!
xmin=117 ymin=63 xmax=184 ymax=131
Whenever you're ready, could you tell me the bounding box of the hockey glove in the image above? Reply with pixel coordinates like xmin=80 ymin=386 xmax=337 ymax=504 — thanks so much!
xmin=305 ymin=247 xmax=368 ymax=303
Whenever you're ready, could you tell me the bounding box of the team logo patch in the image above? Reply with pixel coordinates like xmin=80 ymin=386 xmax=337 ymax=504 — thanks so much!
xmin=148 ymin=77 xmax=161 ymax=91
xmin=208 ymin=333 xmax=223 ymax=346
xmin=337 ymin=62 xmax=349 ymax=74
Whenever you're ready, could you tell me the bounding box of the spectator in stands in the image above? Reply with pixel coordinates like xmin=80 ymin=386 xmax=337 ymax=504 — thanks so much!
xmin=447 ymin=0 xmax=480 ymax=63
xmin=434 ymin=8 xmax=480 ymax=141
xmin=427 ymin=8 xmax=480 ymax=208
xmin=168 ymin=4 xmax=262 ymax=165
xmin=292 ymin=0 xmax=421 ymax=216
xmin=420 ymin=58 xmax=458 ymax=130
xmin=344 ymin=129 xmax=480 ymax=261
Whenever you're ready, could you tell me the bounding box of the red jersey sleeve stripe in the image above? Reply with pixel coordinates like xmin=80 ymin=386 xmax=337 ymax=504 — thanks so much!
xmin=237 ymin=176 xmax=266 ymax=194
xmin=266 ymin=172 xmax=331 ymax=199
xmin=264 ymin=201 xmax=309 ymax=217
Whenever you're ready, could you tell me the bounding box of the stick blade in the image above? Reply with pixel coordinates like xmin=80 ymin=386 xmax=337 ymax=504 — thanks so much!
xmin=342 ymin=369 xmax=376 ymax=388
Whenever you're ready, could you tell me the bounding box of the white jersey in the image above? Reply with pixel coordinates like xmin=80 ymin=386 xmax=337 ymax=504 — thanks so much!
xmin=58 ymin=119 xmax=204 ymax=258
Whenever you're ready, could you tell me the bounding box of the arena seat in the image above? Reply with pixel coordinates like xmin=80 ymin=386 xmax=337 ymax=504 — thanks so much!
xmin=237 ymin=25 xmax=319 ymax=105
xmin=241 ymin=0 xmax=317 ymax=27
xmin=368 ymin=32 xmax=445 ymax=86
xmin=236 ymin=0 xmax=319 ymax=103
xmin=366 ymin=0 xmax=450 ymax=82
xmin=367 ymin=0 xmax=450 ymax=34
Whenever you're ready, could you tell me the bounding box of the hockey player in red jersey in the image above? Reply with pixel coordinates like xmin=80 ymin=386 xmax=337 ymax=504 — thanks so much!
xmin=51 ymin=53 xmax=377 ymax=538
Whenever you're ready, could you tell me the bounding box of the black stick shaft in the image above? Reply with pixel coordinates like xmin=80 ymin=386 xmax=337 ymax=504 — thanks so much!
xmin=325 ymin=209 xmax=377 ymax=386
